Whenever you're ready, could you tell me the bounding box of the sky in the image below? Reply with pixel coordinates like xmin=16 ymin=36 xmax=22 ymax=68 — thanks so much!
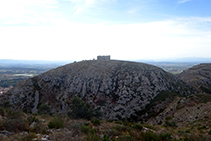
xmin=0 ymin=0 xmax=211 ymax=61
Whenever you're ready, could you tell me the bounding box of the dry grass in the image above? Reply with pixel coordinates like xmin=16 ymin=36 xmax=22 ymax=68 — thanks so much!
xmin=1 ymin=106 xmax=211 ymax=141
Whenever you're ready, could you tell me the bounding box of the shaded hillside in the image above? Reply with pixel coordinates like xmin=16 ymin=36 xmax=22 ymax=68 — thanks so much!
xmin=177 ymin=63 xmax=211 ymax=94
xmin=5 ymin=60 xmax=191 ymax=121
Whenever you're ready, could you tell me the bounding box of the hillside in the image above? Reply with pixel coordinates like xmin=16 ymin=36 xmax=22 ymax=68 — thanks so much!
xmin=4 ymin=60 xmax=192 ymax=121
xmin=177 ymin=63 xmax=211 ymax=94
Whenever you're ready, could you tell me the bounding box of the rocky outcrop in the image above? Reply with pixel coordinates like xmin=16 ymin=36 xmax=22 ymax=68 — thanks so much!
xmin=6 ymin=60 xmax=191 ymax=120
xmin=177 ymin=63 xmax=211 ymax=94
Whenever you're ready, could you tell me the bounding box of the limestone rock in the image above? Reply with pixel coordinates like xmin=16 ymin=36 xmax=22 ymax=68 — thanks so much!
xmin=5 ymin=60 xmax=191 ymax=120
xmin=178 ymin=63 xmax=211 ymax=93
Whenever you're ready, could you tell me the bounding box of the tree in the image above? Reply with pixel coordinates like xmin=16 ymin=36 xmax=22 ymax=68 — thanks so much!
xmin=68 ymin=97 xmax=101 ymax=120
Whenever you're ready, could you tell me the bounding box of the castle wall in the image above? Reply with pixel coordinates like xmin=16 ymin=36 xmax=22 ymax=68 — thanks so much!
xmin=97 ymin=55 xmax=110 ymax=60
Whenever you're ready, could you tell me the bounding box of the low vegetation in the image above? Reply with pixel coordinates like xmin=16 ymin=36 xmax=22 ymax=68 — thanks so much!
xmin=0 ymin=103 xmax=211 ymax=140
xmin=68 ymin=96 xmax=101 ymax=120
xmin=48 ymin=116 xmax=64 ymax=129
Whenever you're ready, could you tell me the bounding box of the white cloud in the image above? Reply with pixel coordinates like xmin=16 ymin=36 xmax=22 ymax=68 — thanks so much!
xmin=65 ymin=0 xmax=97 ymax=16
xmin=127 ymin=8 xmax=139 ymax=14
xmin=0 ymin=0 xmax=58 ymax=25
xmin=1 ymin=17 xmax=211 ymax=60
xmin=73 ymin=6 xmax=83 ymax=17
xmin=177 ymin=0 xmax=193 ymax=4
xmin=85 ymin=0 xmax=95 ymax=5
xmin=67 ymin=0 xmax=117 ymax=16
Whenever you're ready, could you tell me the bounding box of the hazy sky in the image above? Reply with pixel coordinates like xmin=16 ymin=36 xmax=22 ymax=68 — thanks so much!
xmin=0 ymin=0 xmax=211 ymax=61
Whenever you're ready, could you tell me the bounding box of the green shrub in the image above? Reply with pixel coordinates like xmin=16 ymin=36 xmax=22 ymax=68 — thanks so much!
xmin=118 ymin=134 xmax=135 ymax=141
xmin=0 ymin=119 xmax=28 ymax=132
xmin=68 ymin=120 xmax=84 ymax=130
xmin=2 ymin=101 xmax=11 ymax=108
xmin=204 ymin=116 xmax=209 ymax=119
xmin=86 ymin=133 xmax=100 ymax=141
xmin=102 ymin=135 xmax=109 ymax=141
xmin=38 ymin=103 xmax=51 ymax=114
xmin=27 ymin=116 xmax=39 ymax=124
xmin=132 ymin=124 xmax=143 ymax=131
xmin=141 ymin=131 xmax=159 ymax=141
xmin=114 ymin=125 xmax=124 ymax=131
xmin=68 ymin=97 xmax=101 ymax=120
xmin=208 ymin=130 xmax=211 ymax=135
xmin=21 ymin=133 xmax=37 ymax=141
xmin=0 ymin=107 xmax=5 ymax=116
xmin=80 ymin=125 xmax=91 ymax=134
xmin=158 ymin=132 xmax=172 ymax=141
xmin=105 ymin=129 xmax=118 ymax=137
xmin=48 ymin=116 xmax=64 ymax=129
xmin=6 ymin=109 xmax=22 ymax=119
xmin=165 ymin=116 xmax=173 ymax=121
xmin=114 ymin=125 xmax=131 ymax=133
xmin=91 ymin=117 xmax=101 ymax=126
xmin=165 ymin=121 xmax=177 ymax=127
xmin=197 ymin=125 xmax=206 ymax=130
xmin=158 ymin=121 xmax=163 ymax=125
xmin=185 ymin=129 xmax=190 ymax=133
xmin=29 ymin=123 xmax=48 ymax=134
xmin=178 ymin=130 xmax=185 ymax=134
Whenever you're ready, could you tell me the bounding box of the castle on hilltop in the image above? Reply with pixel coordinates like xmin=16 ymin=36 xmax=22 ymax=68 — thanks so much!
xmin=97 ymin=55 xmax=110 ymax=61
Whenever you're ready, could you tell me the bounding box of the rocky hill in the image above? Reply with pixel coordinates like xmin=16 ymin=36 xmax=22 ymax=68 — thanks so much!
xmin=177 ymin=63 xmax=211 ymax=94
xmin=4 ymin=60 xmax=192 ymax=121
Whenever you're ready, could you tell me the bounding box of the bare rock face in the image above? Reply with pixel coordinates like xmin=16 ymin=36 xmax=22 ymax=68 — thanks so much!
xmin=177 ymin=63 xmax=211 ymax=94
xmin=6 ymin=60 xmax=191 ymax=120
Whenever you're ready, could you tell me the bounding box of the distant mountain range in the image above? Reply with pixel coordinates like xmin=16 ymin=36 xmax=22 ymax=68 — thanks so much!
xmin=0 ymin=57 xmax=211 ymax=67
xmin=0 ymin=59 xmax=73 ymax=67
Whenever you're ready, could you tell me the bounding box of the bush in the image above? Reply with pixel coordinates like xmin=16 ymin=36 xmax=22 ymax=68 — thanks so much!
xmin=165 ymin=121 xmax=177 ymax=127
xmin=102 ymin=135 xmax=110 ymax=141
xmin=118 ymin=134 xmax=135 ymax=141
xmin=0 ymin=107 xmax=5 ymax=116
xmin=114 ymin=125 xmax=131 ymax=133
xmin=38 ymin=103 xmax=51 ymax=114
xmin=197 ymin=125 xmax=206 ymax=130
xmin=68 ymin=120 xmax=84 ymax=130
xmin=2 ymin=101 xmax=11 ymax=108
xmin=6 ymin=109 xmax=23 ymax=119
xmin=132 ymin=124 xmax=143 ymax=131
xmin=21 ymin=133 xmax=37 ymax=141
xmin=48 ymin=116 xmax=64 ymax=129
xmin=185 ymin=129 xmax=190 ymax=133
xmin=91 ymin=117 xmax=101 ymax=126
xmin=208 ymin=130 xmax=211 ymax=135
xmin=27 ymin=116 xmax=39 ymax=125
xmin=30 ymin=123 xmax=48 ymax=134
xmin=80 ymin=125 xmax=91 ymax=134
xmin=105 ymin=129 xmax=118 ymax=137
xmin=0 ymin=119 xmax=28 ymax=132
xmin=141 ymin=131 xmax=159 ymax=141
xmin=159 ymin=132 xmax=172 ymax=141
xmin=86 ymin=133 xmax=100 ymax=141
xmin=140 ymin=131 xmax=172 ymax=141
xmin=68 ymin=97 xmax=101 ymax=120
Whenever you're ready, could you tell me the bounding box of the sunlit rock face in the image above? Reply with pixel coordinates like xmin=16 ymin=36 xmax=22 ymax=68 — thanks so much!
xmin=7 ymin=60 xmax=191 ymax=120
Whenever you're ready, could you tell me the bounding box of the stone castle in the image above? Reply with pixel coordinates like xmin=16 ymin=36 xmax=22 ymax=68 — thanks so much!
xmin=97 ymin=55 xmax=110 ymax=61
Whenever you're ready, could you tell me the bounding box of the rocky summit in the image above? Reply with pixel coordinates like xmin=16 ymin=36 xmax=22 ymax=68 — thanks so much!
xmin=178 ymin=63 xmax=211 ymax=94
xmin=6 ymin=60 xmax=191 ymax=120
